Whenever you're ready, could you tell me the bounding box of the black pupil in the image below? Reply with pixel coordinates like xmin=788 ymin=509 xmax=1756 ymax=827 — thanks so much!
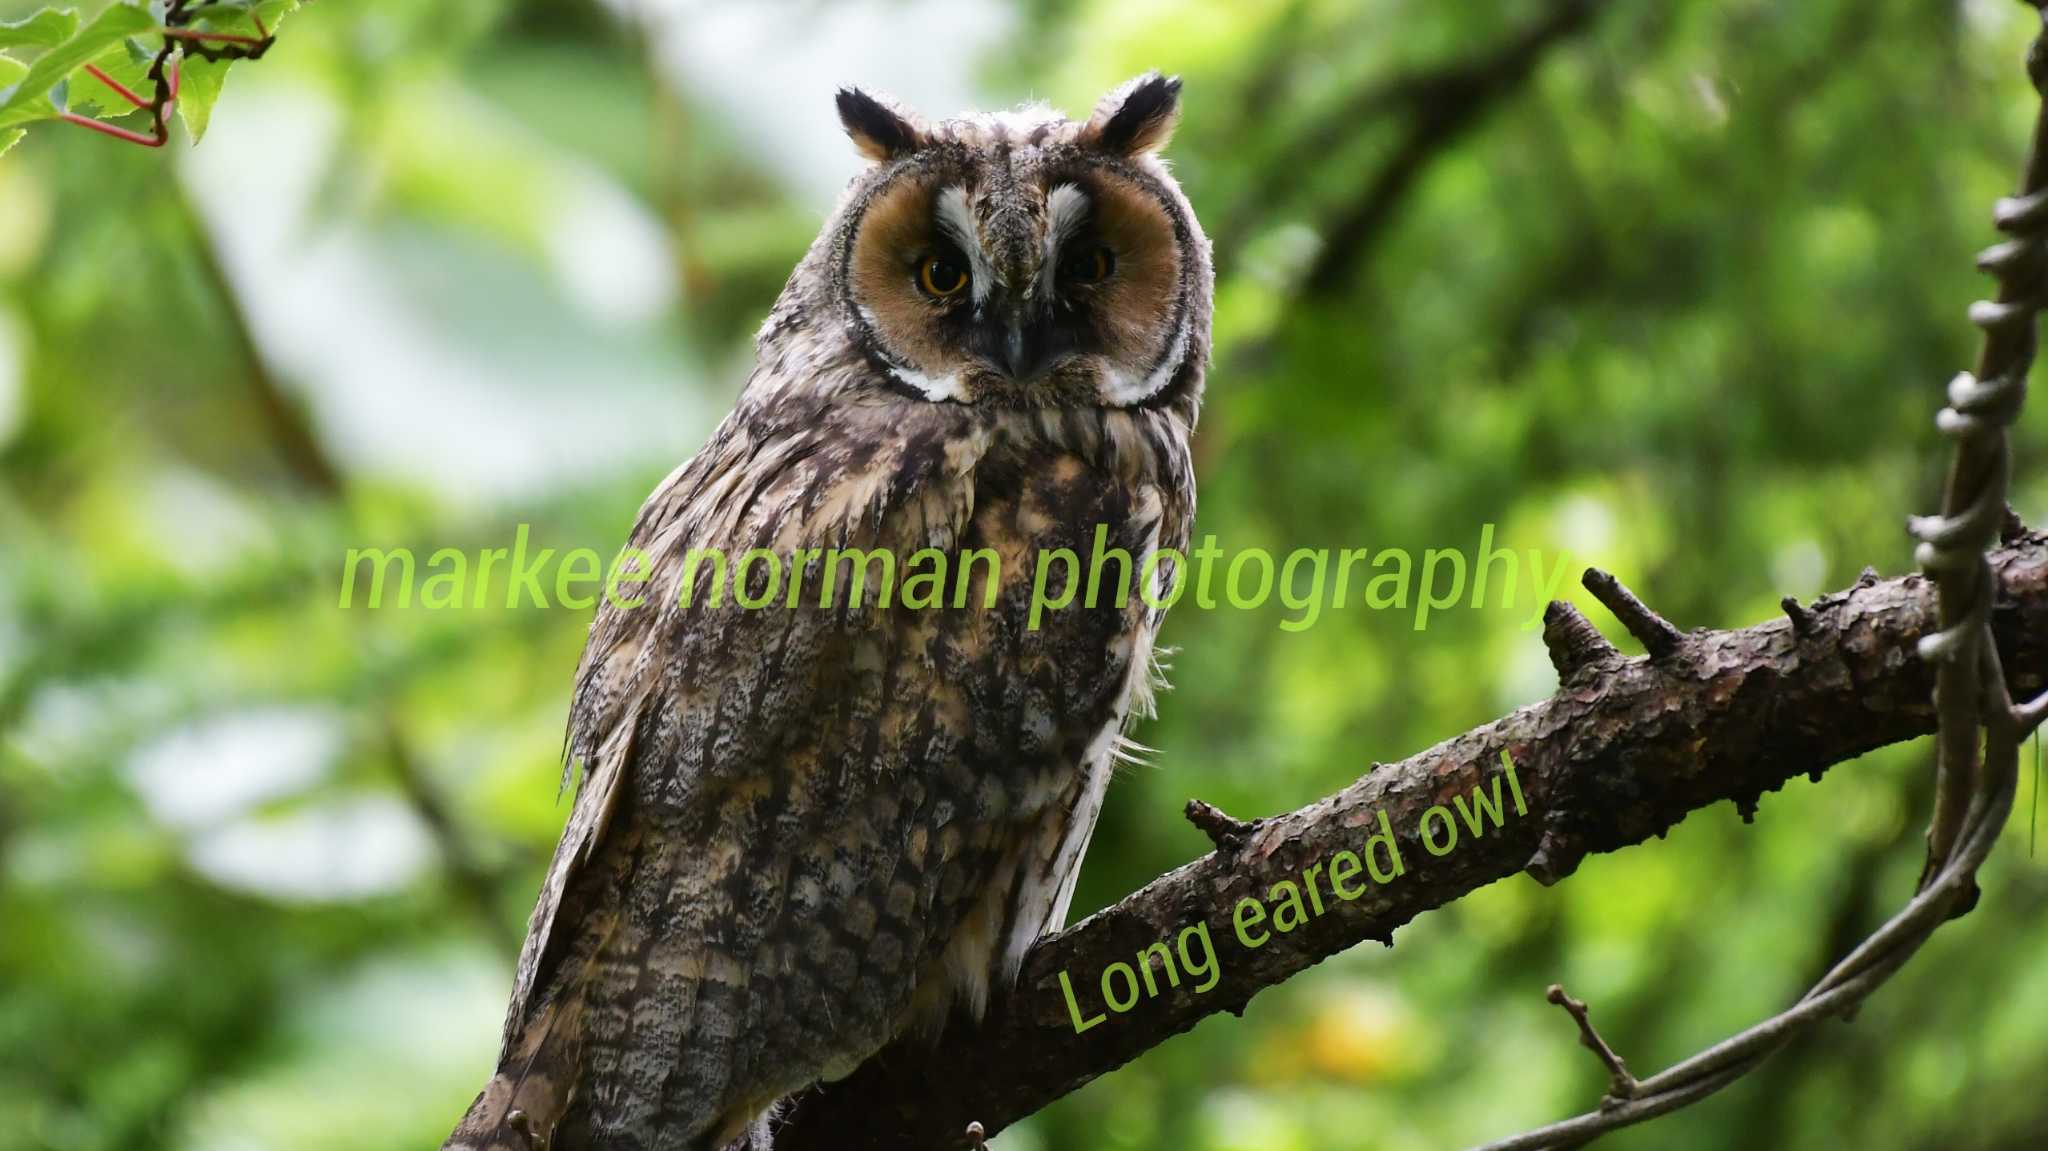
xmin=928 ymin=258 xmax=965 ymax=293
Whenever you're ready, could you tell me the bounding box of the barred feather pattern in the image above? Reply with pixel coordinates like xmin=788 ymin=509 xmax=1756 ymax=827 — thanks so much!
xmin=444 ymin=391 xmax=1198 ymax=1150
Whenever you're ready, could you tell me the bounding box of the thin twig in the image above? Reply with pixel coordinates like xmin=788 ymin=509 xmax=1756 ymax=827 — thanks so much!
xmin=1184 ymin=798 xmax=1256 ymax=851
xmin=1545 ymin=984 xmax=1637 ymax=1100
xmin=1580 ymin=569 xmax=1684 ymax=659
xmin=2003 ymin=503 xmax=2030 ymax=542
xmin=1476 ymin=744 xmax=2013 ymax=1151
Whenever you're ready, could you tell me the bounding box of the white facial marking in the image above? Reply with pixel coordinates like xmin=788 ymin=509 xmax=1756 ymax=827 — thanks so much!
xmin=1099 ymin=317 xmax=1190 ymax=407
xmin=1047 ymin=184 xmax=1090 ymax=251
xmin=859 ymin=304 xmax=967 ymax=401
xmin=1040 ymin=183 xmax=1091 ymax=299
xmin=894 ymin=365 xmax=968 ymax=402
xmin=935 ymin=186 xmax=996 ymax=305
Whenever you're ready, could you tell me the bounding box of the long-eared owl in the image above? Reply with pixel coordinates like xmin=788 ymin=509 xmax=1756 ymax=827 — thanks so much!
xmin=446 ymin=72 xmax=1212 ymax=1151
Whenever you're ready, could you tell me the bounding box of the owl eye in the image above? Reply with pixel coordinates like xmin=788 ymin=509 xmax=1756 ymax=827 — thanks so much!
xmin=1060 ymin=245 xmax=1116 ymax=287
xmin=918 ymin=255 xmax=971 ymax=299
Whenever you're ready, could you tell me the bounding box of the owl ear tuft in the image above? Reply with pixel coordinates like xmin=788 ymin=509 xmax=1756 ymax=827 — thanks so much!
xmin=1083 ymin=72 xmax=1183 ymax=156
xmin=836 ymin=88 xmax=925 ymax=163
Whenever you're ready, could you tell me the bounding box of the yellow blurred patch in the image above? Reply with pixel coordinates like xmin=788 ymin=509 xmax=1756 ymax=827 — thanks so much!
xmin=1250 ymin=985 xmax=1423 ymax=1087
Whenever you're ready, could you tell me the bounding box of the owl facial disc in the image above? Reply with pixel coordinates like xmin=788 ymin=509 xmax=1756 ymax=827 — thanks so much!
xmin=831 ymin=74 xmax=1211 ymax=411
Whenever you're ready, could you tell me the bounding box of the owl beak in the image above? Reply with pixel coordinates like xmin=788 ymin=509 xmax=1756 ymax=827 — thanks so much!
xmin=1002 ymin=325 xmax=1033 ymax=379
xmin=970 ymin=294 xmax=1056 ymax=383
xmin=997 ymin=314 xmax=1054 ymax=383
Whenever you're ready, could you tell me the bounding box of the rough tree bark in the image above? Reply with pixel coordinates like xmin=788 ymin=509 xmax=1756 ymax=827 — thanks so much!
xmin=770 ymin=535 xmax=2048 ymax=1150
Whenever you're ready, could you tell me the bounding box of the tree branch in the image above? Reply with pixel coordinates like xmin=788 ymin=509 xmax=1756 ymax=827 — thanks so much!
xmin=770 ymin=537 xmax=2048 ymax=1150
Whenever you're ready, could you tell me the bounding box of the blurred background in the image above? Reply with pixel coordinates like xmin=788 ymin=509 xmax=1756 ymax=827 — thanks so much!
xmin=4 ymin=0 xmax=2048 ymax=1148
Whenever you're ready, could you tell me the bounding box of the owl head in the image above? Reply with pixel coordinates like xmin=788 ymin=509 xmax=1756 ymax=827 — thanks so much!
xmin=816 ymin=74 xmax=1212 ymax=411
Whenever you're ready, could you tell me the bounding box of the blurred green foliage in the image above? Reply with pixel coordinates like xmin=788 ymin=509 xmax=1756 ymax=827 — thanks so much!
xmin=3 ymin=1 xmax=2048 ymax=1149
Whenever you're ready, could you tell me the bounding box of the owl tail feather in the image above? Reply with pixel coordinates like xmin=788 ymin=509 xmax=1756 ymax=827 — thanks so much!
xmin=441 ymin=991 xmax=587 ymax=1151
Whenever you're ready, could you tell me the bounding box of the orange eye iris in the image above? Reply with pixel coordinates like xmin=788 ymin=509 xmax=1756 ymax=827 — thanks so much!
xmin=919 ymin=256 xmax=970 ymax=298
xmin=1062 ymin=246 xmax=1115 ymax=285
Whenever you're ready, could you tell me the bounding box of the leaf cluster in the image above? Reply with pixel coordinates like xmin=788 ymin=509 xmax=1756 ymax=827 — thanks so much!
xmin=0 ymin=0 xmax=297 ymax=155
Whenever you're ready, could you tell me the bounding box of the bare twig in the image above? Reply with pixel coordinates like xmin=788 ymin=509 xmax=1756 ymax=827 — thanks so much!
xmin=2003 ymin=502 xmax=2030 ymax=542
xmin=1546 ymin=984 xmax=1636 ymax=1101
xmin=1479 ymin=740 xmax=2013 ymax=1151
xmin=1183 ymin=798 xmax=1257 ymax=851
xmin=1581 ymin=568 xmax=1684 ymax=659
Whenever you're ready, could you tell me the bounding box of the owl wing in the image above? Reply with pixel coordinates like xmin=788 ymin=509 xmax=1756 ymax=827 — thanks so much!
xmin=459 ymin=392 xmax=1183 ymax=1151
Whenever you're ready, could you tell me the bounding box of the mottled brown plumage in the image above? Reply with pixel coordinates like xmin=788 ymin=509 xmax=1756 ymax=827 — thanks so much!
xmin=446 ymin=72 xmax=1211 ymax=1151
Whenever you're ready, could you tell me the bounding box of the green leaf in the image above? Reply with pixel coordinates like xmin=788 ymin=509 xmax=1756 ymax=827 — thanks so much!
xmin=176 ymin=52 xmax=228 ymax=143
xmin=0 ymin=8 xmax=81 ymax=50
xmin=0 ymin=2 xmax=156 ymax=129
xmin=0 ymin=126 xmax=21 ymax=157
xmin=0 ymin=51 xmax=54 ymax=134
